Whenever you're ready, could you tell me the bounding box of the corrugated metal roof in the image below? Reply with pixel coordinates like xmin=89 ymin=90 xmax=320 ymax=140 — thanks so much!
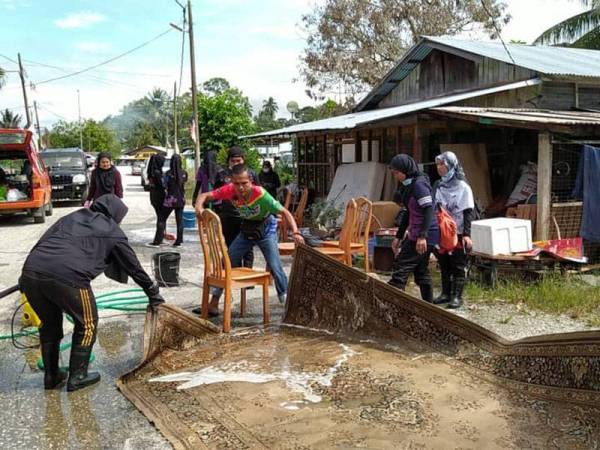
xmin=430 ymin=107 xmax=600 ymax=126
xmin=245 ymin=79 xmax=541 ymax=139
xmin=425 ymin=36 xmax=600 ymax=78
xmin=355 ymin=36 xmax=600 ymax=112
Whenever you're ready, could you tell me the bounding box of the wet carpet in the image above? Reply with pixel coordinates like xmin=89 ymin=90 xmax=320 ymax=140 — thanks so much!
xmin=119 ymin=246 xmax=600 ymax=449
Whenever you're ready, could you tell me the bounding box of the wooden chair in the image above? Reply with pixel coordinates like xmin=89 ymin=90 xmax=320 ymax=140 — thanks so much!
xmin=278 ymin=187 xmax=309 ymax=242
xmin=198 ymin=210 xmax=271 ymax=333
xmin=322 ymin=196 xmax=373 ymax=272
xmin=278 ymin=199 xmax=357 ymax=265
xmin=277 ymin=190 xmax=293 ymax=242
xmin=293 ymin=187 xmax=309 ymax=227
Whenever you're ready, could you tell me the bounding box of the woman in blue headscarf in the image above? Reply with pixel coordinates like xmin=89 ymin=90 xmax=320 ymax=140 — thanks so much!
xmin=432 ymin=151 xmax=475 ymax=309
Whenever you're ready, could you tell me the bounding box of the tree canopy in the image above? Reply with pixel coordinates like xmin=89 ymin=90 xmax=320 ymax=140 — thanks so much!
xmin=47 ymin=119 xmax=118 ymax=155
xmin=534 ymin=0 xmax=600 ymax=49
xmin=300 ymin=0 xmax=509 ymax=100
xmin=0 ymin=109 xmax=22 ymax=128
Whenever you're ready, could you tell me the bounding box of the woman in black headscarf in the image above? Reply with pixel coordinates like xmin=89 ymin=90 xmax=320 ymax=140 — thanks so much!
xmin=388 ymin=154 xmax=439 ymax=302
xmin=85 ymin=153 xmax=123 ymax=204
xmin=258 ymin=160 xmax=281 ymax=198
xmin=150 ymin=154 xmax=187 ymax=247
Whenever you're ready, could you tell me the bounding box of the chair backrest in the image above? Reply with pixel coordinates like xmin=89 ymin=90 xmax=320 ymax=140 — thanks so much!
xmin=294 ymin=187 xmax=309 ymax=227
xmin=354 ymin=197 xmax=373 ymax=245
xmin=282 ymin=190 xmax=292 ymax=210
xmin=338 ymin=199 xmax=358 ymax=253
xmin=198 ymin=209 xmax=231 ymax=281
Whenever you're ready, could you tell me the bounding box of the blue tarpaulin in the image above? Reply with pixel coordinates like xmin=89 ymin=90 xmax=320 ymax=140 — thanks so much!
xmin=572 ymin=145 xmax=600 ymax=242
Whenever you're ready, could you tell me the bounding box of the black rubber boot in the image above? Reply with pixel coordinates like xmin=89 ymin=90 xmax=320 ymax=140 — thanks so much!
xmin=447 ymin=279 xmax=465 ymax=309
xmin=433 ymin=276 xmax=451 ymax=305
xmin=419 ymin=284 xmax=433 ymax=303
xmin=41 ymin=341 xmax=68 ymax=390
xmin=67 ymin=345 xmax=100 ymax=392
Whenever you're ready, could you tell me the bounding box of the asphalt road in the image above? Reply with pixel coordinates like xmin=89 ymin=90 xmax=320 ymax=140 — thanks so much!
xmin=0 ymin=171 xmax=290 ymax=449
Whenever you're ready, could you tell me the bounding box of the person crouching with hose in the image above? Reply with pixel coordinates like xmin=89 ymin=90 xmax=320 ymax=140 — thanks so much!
xmin=19 ymin=194 xmax=165 ymax=392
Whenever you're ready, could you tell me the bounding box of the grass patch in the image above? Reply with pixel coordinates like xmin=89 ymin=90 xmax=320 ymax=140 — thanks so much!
xmin=465 ymin=275 xmax=600 ymax=323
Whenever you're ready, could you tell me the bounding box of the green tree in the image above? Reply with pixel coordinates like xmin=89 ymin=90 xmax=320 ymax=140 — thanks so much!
xmin=190 ymin=85 xmax=255 ymax=154
xmin=216 ymin=146 xmax=261 ymax=172
xmin=534 ymin=1 xmax=600 ymax=48
xmin=48 ymin=120 xmax=118 ymax=155
xmin=300 ymin=0 xmax=509 ymax=98
xmin=202 ymin=77 xmax=231 ymax=96
xmin=262 ymin=97 xmax=278 ymax=119
xmin=0 ymin=109 xmax=22 ymax=128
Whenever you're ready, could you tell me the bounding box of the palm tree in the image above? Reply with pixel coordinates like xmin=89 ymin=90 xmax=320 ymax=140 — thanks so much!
xmin=534 ymin=1 xmax=600 ymax=48
xmin=261 ymin=97 xmax=278 ymax=120
xmin=0 ymin=109 xmax=22 ymax=128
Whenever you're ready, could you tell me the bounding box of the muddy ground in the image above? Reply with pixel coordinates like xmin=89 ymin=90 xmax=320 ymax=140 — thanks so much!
xmin=0 ymin=172 xmax=595 ymax=449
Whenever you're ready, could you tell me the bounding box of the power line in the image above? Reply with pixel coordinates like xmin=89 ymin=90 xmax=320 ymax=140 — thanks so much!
xmin=34 ymin=28 xmax=174 ymax=86
xmin=24 ymin=59 xmax=172 ymax=78
xmin=37 ymin=103 xmax=70 ymax=121
xmin=480 ymin=0 xmax=516 ymax=66
xmin=0 ymin=54 xmax=19 ymax=65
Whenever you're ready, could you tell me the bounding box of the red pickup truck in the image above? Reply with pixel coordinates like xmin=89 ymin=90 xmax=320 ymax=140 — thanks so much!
xmin=0 ymin=129 xmax=53 ymax=223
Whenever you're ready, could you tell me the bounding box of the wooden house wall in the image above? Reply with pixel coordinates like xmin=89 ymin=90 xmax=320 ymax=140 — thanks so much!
xmin=378 ymin=50 xmax=536 ymax=108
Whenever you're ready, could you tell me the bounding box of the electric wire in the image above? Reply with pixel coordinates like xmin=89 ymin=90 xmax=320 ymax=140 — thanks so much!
xmin=480 ymin=0 xmax=516 ymax=65
xmin=34 ymin=28 xmax=174 ymax=86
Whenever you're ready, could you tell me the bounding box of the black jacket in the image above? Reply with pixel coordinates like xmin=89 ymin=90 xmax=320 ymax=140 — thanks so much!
xmin=22 ymin=194 xmax=154 ymax=290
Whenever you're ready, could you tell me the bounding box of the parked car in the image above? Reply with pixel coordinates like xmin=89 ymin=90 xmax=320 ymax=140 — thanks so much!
xmin=0 ymin=129 xmax=53 ymax=223
xmin=131 ymin=161 xmax=144 ymax=176
xmin=40 ymin=148 xmax=90 ymax=203
xmin=141 ymin=156 xmax=170 ymax=191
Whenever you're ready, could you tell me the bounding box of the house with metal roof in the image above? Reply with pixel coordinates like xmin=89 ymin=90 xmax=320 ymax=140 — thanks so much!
xmin=247 ymin=37 xmax=600 ymax=259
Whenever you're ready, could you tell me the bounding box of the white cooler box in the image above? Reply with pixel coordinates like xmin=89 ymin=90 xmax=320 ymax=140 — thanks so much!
xmin=471 ymin=218 xmax=532 ymax=256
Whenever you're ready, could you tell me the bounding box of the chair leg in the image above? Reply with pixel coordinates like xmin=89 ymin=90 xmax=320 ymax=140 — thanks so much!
xmin=201 ymin=278 xmax=210 ymax=319
xmin=240 ymin=288 xmax=246 ymax=317
xmin=364 ymin=249 xmax=370 ymax=273
xmin=223 ymin=285 xmax=232 ymax=333
xmin=262 ymin=280 xmax=269 ymax=327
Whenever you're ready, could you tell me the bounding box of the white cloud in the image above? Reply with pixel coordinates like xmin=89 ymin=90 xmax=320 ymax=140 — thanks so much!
xmin=54 ymin=12 xmax=107 ymax=29
xmin=75 ymin=41 xmax=111 ymax=52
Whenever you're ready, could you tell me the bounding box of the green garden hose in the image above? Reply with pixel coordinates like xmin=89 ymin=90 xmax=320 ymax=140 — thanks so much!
xmin=0 ymin=288 xmax=150 ymax=369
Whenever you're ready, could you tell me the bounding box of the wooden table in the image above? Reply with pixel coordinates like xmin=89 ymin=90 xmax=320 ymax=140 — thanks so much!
xmin=468 ymin=251 xmax=558 ymax=288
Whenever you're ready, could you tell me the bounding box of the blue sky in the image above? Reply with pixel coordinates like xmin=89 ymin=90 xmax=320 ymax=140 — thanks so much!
xmin=0 ymin=0 xmax=588 ymax=129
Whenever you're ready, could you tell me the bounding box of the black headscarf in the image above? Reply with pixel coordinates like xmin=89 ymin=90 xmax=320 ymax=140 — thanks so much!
xmin=147 ymin=153 xmax=166 ymax=187
xmin=90 ymin=193 xmax=128 ymax=224
xmin=94 ymin=152 xmax=117 ymax=196
xmin=202 ymin=150 xmax=218 ymax=185
xmin=166 ymin=154 xmax=186 ymax=207
xmin=389 ymin=154 xmax=428 ymax=206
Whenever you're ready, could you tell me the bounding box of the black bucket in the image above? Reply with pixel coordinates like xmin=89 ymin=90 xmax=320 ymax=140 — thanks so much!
xmin=152 ymin=252 xmax=181 ymax=287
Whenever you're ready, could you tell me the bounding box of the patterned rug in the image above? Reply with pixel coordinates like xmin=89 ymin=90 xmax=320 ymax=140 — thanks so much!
xmin=118 ymin=245 xmax=600 ymax=449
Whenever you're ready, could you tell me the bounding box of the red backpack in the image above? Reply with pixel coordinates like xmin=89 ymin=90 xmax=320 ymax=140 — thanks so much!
xmin=437 ymin=205 xmax=458 ymax=251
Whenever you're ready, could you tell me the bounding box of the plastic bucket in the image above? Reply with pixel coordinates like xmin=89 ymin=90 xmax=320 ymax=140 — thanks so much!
xmin=152 ymin=252 xmax=181 ymax=287
xmin=183 ymin=210 xmax=196 ymax=229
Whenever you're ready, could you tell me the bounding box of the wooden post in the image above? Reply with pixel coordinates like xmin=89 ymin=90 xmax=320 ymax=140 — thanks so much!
xmin=367 ymin=130 xmax=373 ymax=161
xmin=354 ymin=131 xmax=360 ymax=162
xmin=536 ymin=132 xmax=552 ymax=241
xmin=395 ymin=126 xmax=401 ymax=155
xmin=412 ymin=124 xmax=421 ymax=162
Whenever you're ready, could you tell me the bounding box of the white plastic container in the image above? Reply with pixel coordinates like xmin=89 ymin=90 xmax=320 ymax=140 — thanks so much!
xmin=471 ymin=218 xmax=532 ymax=256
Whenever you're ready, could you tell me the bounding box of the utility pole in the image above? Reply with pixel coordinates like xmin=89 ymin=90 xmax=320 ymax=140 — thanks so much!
xmin=77 ymin=90 xmax=83 ymax=151
xmin=17 ymin=53 xmax=31 ymax=128
xmin=33 ymin=101 xmax=42 ymax=148
xmin=173 ymin=81 xmax=179 ymax=154
xmin=187 ymin=0 xmax=201 ymax=171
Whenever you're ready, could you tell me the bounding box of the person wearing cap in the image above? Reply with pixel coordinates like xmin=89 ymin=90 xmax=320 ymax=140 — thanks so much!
xmin=388 ymin=154 xmax=439 ymax=302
